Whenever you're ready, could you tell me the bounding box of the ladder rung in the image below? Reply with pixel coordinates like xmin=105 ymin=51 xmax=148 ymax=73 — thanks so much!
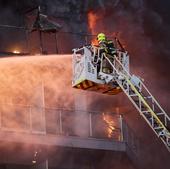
xmin=156 ymin=112 xmax=165 ymax=116
xmin=154 ymin=126 xmax=164 ymax=130
xmin=141 ymin=110 xmax=150 ymax=114
xmin=129 ymin=94 xmax=138 ymax=97
xmin=143 ymin=96 xmax=152 ymax=99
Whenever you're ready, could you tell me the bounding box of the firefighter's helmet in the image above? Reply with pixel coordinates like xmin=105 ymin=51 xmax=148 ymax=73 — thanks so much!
xmin=97 ymin=33 xmax=106 ymax=41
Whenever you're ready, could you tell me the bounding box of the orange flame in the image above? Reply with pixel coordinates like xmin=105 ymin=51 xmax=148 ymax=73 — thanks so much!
xmin=87 ymin=11 xmax=99 ymax=45
xmin=13 ymin=50 xmax=20 ymax=54
xmin=102 ymin=113 xmax=115 ymax=138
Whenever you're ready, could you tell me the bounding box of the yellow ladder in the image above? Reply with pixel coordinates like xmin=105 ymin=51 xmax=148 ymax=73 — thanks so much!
xmin=100 ymin=53 xmax=170 ymax=151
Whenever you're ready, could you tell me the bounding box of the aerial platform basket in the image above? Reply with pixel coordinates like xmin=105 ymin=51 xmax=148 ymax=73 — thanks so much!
xmin=72 ymin=44 xmax=170 ymax=152
xmin=72 ymin=46 xmax=129 ymax=95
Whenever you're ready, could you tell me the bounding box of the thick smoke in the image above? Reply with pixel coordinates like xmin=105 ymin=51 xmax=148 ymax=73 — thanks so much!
xmin=0 ymin=54 xmax=123 ymax=169
xmin=0 ymin=54 xmax=120 ymax=138
xmin=87 ymin=0 xmax=170 ymax=111
xmin=87 ymin=3 xmax=170 ymax=119
xmin=87 ymin=0 xmax=170 ymax=141
xmin=0 ymin=1 xmax=170 ymax=168
xmin=0 ymin=55 xmax=72 ymax=131
xmin=87 ymin=1 xmax=170 ymax=169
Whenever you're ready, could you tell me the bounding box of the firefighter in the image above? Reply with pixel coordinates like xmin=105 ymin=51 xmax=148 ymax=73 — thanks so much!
xmin=97 ymin=33 xmax=116 ymax=56
xmin=97 ymin=33 xmax=116 ymax=73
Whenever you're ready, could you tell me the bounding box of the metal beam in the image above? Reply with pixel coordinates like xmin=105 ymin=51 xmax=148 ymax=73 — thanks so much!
xmin=0 ymin=131 xmax=126 ymax=152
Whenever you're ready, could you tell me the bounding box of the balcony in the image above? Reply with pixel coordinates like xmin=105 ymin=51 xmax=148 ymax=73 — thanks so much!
xmin=0 ymin=104 xmax=126 ymax=151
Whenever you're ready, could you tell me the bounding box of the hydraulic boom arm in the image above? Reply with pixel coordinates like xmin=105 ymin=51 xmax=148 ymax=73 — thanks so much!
xmin=72 ymin=45 xmax=170 ymax=151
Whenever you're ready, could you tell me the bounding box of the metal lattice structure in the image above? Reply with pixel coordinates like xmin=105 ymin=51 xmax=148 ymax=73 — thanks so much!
xmin=72 ymin=45 xmax=170 ymax=152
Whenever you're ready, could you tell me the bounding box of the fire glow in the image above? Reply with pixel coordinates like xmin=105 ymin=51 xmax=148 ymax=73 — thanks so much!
xmin=102 ymin=113 xmax=116 ymax=138
xmin=87 ymin=11 xmax=98 ymax=45
xmin=13 ymin=50 xmax=20 ymax=54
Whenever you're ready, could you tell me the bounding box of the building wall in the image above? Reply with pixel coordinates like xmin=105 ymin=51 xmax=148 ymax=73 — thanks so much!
xmin=0 ymin=54 xmax=169 ymax=169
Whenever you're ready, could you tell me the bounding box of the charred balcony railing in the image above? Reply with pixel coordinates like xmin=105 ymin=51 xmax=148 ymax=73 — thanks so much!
xmin=0 ymin=104 xmax=123 ymax=141
xmin=0 ymin=103 xmax=141 ymax=169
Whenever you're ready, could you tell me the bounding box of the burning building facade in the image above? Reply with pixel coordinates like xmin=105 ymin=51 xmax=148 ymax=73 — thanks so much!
xmin=0 ymin=55 xmax=136 ymax=169
xmin=0 ymin=1 xmax=169 ymax=169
